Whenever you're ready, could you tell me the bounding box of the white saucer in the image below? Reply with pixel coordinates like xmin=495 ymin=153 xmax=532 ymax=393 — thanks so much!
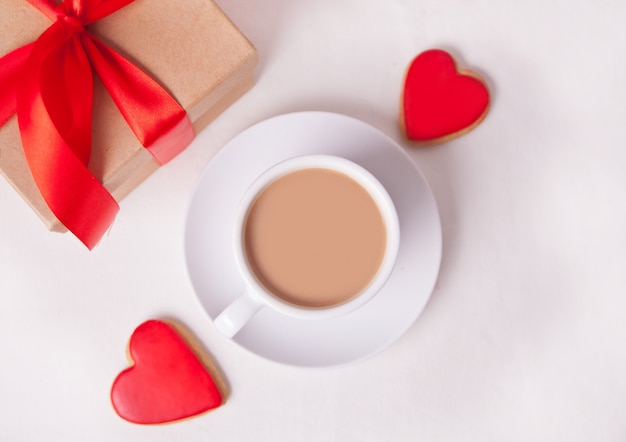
xmin=184 ymin=112 xmax=441 ymax=368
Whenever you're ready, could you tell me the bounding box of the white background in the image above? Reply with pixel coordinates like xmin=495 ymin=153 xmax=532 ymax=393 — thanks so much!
xmin=2 ymin=0 xmax=626 ymax=440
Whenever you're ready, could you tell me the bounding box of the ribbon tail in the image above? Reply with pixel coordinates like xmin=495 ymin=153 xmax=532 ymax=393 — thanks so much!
xmin=0 ymin=44 xmax=34 ymax=126
xmin=81 ymin=33 xmax=194 ymax=165
xmin=17 ymin=24 xmax=118 ymax=249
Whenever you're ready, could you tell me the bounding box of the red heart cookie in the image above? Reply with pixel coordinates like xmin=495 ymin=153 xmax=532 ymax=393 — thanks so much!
xmin=401 ymin=49 xmax=490 ymax=143
xmin=110 ymin=320 xmax=224 ymax=425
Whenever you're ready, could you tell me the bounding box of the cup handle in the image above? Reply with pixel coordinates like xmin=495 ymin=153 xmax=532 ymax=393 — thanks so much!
xmin=214 ymin=291 xmax=263 ymax=338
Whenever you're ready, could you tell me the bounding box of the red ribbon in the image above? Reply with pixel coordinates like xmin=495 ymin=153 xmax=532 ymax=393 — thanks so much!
xmin=0 ymin=0 xmax=194 ymax=249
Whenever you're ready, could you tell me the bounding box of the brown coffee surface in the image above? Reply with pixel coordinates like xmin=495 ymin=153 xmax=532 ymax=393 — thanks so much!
xmin=244 ymin=168 xmax=386 ymax=308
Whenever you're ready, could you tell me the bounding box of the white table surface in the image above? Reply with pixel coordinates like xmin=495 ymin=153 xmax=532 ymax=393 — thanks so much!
xmin=2 ymin=0 xmax=626 ymax=440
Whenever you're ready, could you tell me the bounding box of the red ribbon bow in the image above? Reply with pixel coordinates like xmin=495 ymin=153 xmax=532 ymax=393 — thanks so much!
xmin=0 ymin=0 xmax=194 ymax=249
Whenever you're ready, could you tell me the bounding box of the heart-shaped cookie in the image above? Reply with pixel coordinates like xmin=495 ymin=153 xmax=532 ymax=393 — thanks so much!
xmin=110 ymin=320 xmax=224 ymax=425
xmin=401 ymin=49 xmax=490 ymax=143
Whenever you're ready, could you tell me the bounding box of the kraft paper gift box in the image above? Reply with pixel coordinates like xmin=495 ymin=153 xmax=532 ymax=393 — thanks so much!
xmin=0 ymin=0 xmax=257 ymax=240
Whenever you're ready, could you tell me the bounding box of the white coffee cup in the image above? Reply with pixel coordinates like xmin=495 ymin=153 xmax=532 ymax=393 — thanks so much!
xmin=214 ymin=155 xmax=400 ymax=338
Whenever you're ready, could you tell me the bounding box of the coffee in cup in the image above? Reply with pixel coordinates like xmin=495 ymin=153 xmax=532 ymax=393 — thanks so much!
xmin=244 ymin=166 xmax=387 ymax=308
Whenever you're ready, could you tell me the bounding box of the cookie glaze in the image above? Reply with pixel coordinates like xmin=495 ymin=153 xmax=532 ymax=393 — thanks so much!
xmin=111 ymin=320 xmax=223 ymax=424
xmin=402 ymin=49 xmax=490 ymax=143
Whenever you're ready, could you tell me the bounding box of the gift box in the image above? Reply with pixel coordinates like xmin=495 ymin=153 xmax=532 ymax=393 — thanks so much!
xmin=0 ymin=0 xmax=257 ymax=247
